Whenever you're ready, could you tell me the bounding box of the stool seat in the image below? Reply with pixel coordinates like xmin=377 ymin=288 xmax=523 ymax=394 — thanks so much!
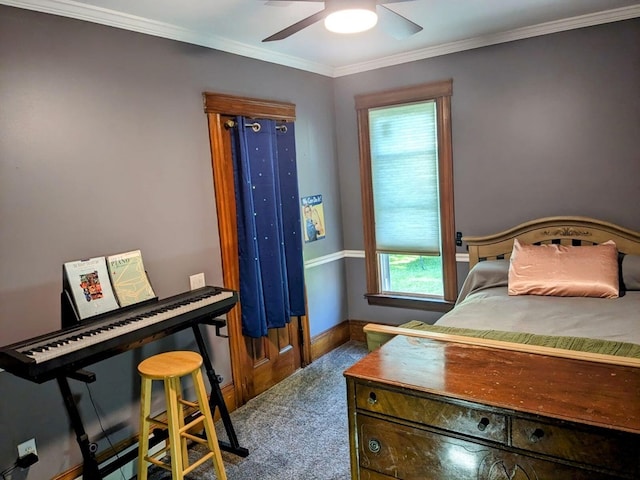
xmin=137 ymin=350 xmax=227 ymax=480
xmin=138 ymin=350 xmax=203 ymax=379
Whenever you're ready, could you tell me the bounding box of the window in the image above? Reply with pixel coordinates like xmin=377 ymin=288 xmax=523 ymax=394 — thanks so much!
xmin=355 ymin=80 xmax=457 ymax=311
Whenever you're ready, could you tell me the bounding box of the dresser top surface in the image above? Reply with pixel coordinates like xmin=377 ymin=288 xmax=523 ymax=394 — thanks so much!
xmin=344 ymin=335 xmax=640 ymax=434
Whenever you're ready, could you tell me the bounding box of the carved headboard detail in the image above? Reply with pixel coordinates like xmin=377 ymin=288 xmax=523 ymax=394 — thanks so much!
xmin=541 ymin=227 xmax=591 ymax=238
xmin=464 ymin=216 xmax=640 ymax=268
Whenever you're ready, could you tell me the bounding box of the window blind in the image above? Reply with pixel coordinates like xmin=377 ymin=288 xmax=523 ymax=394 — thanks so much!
xmin=369 ymin=101 xmax=441 ymax=255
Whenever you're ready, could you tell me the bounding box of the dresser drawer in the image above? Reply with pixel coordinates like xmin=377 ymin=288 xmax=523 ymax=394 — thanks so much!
xmin=512 ymin=418 xmax=640 ymax=476
xmin=357 ymin=413 xmax=620 ymax=480
xmin=355 ymin=383 xmax=507 ymax=444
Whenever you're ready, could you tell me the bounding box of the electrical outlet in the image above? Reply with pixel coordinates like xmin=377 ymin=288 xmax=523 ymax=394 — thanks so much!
xmin=17 ymin=438 xmax=37 ymax=458
xmin=189 ymin=272 xmax=205 ymax=290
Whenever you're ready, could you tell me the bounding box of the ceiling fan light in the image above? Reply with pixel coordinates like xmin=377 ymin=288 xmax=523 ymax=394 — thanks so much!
xmin=324 ymin=9 xmax=378 ymax=34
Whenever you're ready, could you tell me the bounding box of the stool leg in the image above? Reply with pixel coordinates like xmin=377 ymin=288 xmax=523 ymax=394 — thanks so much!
xmin=137 ymin=377 xmax=152 ymax=480
xmin=165 ymin=376 xmax=185 ymax=480
xmin=175 ymin=378 xmax=189 ymax=469
xmin=193 ymin=369 xmax=227 ymax=480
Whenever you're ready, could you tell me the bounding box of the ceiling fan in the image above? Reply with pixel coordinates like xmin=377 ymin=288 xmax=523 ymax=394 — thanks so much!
xmin=262 ymin=0 xmax=422 ymax=42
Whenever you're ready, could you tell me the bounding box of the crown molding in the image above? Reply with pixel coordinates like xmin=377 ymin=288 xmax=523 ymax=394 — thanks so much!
xmin=2 ymin=1 xmax=639 ymax=78
xmin=333 ymin=4 xmax=640 ymax=76
xmin=0 ymin=0 xmax=335 ymax=76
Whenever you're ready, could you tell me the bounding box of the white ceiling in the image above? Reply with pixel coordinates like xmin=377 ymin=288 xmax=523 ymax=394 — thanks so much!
xmin=5 ymin=0 xmax=640 ymax=77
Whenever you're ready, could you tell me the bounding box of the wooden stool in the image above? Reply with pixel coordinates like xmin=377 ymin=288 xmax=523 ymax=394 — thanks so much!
xmin=137 ymin=350 xmax=227 ymax=480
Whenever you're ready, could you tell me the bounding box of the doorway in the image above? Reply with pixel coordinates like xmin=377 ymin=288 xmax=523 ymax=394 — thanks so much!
xmin=203 ymin=92 xmax=311 ymax=407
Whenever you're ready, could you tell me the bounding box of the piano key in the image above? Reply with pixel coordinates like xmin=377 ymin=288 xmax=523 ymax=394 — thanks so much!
xmin=0 ymin=286 xmax=237 ymax=383
xmin=22 ymin=290 xmax=234 ymax=364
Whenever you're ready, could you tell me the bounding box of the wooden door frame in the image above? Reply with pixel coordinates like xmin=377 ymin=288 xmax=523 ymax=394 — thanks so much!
xmin=203 ymin=92 xmax=312 ymax=406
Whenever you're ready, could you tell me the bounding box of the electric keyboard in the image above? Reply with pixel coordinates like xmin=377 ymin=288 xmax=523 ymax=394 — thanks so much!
xmin=0 ymin=286 xmax=237 ymax=383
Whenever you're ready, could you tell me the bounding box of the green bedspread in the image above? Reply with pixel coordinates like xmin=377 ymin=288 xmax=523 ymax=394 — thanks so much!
xmin=367 ymin=320 xmax=640 ymax=359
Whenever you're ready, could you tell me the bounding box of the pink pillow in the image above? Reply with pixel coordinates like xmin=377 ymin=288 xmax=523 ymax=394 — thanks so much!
xmin=508 ymin=239 xmax=619 ymax=298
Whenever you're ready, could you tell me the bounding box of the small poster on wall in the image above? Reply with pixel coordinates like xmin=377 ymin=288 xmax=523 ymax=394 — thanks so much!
xmin=301 ymin=194 xmax=326 ymax=242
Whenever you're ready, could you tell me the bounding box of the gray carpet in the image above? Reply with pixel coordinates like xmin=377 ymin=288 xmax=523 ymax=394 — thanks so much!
xmin=146 ymin=341 xmax=368 ymax=479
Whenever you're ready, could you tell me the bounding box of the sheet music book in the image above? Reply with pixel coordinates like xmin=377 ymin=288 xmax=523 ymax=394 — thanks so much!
xmin=63 ymin=257 xmax=120 ymax=319
xmin=106 ymin=249 xmax=156 ymax=307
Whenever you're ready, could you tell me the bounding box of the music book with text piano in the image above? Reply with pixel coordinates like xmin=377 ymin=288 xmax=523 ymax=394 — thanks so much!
xmin=106 ymin=249 xmax=156 ymax=307
xmin=63 ymin=257 xmax=120 ymax=319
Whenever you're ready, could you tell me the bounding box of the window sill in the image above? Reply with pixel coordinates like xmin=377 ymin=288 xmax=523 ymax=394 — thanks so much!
xmin=365 ymin=293 xmax=455 ymax=313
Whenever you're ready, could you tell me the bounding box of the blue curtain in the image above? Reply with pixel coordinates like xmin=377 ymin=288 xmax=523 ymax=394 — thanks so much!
xmin=231 ymin=117 xmax=305 ymax=338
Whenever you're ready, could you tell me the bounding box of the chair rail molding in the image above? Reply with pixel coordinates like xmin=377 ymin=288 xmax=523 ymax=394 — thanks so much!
xmin=304 ymin=250 xmax=469 ymax=269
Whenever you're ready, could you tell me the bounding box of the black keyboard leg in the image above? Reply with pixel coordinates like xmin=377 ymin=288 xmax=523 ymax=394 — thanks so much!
xmin=192 ymin=324 xmax=249 ymax=457
xmin=56 ymin=376 xmax=102 ymax=479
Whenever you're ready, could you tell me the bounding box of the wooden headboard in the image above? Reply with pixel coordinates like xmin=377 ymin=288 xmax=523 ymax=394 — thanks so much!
xmin=464 ymin=216 xmax=640 ymax=268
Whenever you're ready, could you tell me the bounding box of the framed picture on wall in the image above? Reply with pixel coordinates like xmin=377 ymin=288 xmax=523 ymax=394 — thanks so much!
xmin=301 ymin=194 xmax=326 ymax=243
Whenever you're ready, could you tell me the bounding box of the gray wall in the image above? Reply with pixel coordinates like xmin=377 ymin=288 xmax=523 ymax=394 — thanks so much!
xmin=1 ymin=4 xmax=639 ymax=478
xmin=0 ymin=6 xmax=343 ymax=476
xmin=335 ymin=18 xmax=640 ymax=325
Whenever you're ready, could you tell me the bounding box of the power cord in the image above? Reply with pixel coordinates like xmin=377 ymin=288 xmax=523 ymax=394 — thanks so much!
xmin=1 ymin=451 xmax=39 ymax=479
xmin=1 ymin=463 xmax=17 ymax=480
xmin=85 ymin=383 xmax=126 ymax=480
xmin=3 ymin=382 xmax=127 ymax=480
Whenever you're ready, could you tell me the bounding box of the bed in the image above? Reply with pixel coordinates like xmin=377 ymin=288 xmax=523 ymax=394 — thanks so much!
xmin=364 ymin=216 xmax=640 ymax=366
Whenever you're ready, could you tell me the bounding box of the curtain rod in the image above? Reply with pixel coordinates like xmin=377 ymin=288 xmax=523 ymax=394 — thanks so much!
xmin=223 ymin=120 xmax=288 ymax=133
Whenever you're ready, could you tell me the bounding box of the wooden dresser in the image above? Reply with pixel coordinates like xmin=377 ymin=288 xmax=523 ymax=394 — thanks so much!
xmin=344 ymin=335 xmax=640 ymax=480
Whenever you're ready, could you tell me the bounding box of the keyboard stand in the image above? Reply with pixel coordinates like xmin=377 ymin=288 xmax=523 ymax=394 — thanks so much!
xmin=192 ymin=321 xmax=249 ymax=457
xmin=57 ymin=375 xmax=102 ymax=479
xmin=55 ymin=319 xmax=248 ymax=480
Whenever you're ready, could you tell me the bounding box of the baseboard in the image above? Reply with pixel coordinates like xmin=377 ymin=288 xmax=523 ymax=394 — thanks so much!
xmin=310 ymin=321 xmax=351 ymax=361
xmin=348 ymin=319 xmax=373 ymax=343
xmin=220 ymin=380 xmax=238 ymax=417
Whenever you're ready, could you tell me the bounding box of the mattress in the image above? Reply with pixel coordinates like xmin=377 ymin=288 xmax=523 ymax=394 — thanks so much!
xmin=435 ymin=259 xmax=640 ymax=345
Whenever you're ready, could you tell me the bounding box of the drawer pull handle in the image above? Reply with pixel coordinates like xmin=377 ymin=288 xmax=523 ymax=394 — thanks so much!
xmin=530 ymin=428 xmax=545 ymax=443
xmin=368 ymin=438 xmax=382 ymax=454
xmin=477 ymin=417 xmax=490 ymax=431
xmin=367 ymin=392 xmax=377 ymax=405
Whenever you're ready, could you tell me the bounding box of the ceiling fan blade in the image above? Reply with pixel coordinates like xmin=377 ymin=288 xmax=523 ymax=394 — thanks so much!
xmin=378 ymin=4 xmax=423 ymax=39
xmin=262 ymin=9 xmax=328 ymax=42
